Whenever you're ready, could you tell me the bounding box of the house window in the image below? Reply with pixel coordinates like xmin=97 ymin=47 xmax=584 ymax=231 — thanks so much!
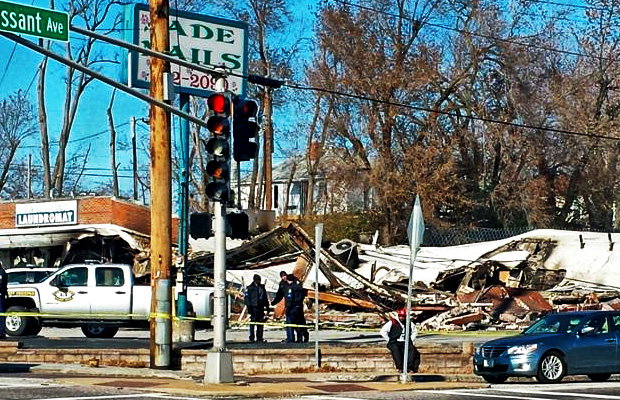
xmin=274 ymin=185 xmax=279 ymax=208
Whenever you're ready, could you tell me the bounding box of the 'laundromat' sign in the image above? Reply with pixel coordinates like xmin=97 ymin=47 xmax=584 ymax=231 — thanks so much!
xmin=15 ymin=200 xmax=77 ymax=227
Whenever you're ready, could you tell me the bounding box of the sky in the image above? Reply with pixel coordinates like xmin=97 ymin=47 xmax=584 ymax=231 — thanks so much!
xmin=0 ymin=0 xmax=594 ymax=202
xmin=0 ymin=0 xmax=315 ymax=202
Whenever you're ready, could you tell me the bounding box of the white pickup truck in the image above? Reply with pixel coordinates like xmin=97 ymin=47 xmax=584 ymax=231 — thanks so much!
xmin=6 ymin=263 xmax=214 ymax=338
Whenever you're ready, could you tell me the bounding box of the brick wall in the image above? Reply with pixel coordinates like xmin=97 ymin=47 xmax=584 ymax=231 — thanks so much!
xmin=0 ymin=343 xmax=474 ymax=376
xmin=0 ymin=203 xmax=15 ymax=229
xmin=0 ymin=197 xmax=179 ymax=241
xmin=78 ymin=197 xmax=152 ymax=236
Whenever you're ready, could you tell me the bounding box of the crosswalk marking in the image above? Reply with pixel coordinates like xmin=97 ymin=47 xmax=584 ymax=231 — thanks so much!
xmin=419 ymin=389 xmax=557 ymax=400
xmin=499 ymin=388 xmax=620 ymax=399
xmin=303 ymin=396 xmax=368 ymax=400
xmin=28 ymin=394 xmax=163 ymax=400
xmin=0 ymin=383 xmax=54 ymax=388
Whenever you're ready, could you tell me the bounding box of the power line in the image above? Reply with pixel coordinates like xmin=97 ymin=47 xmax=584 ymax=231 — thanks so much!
xmin=282 ymin=81 xmax=620 ymax=142
xmin=0 ymin=42 xmax=17 ymax=89
xmin=525 ymin=0 xmax=596 ymax=11
xmin=332 ymin=0 xmax=599 ymax=61
xmin=20 ymin=121 xmax=131 ymax=148
xmin=24 ymin=16 xmax=617 ymax=153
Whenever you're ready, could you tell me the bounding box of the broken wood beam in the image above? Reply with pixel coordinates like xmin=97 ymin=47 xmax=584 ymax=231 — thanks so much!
xmin=306 ymin=290 xmax=378 ymax=310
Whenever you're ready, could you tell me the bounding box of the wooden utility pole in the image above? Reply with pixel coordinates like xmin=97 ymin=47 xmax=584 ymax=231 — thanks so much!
xmin=263 ymin=89 xmax=273 ymax=210
xmin=131 ymin=117 xmax=138 ymax=201
xmin=149 ymin=0 xmax=172 ymax=369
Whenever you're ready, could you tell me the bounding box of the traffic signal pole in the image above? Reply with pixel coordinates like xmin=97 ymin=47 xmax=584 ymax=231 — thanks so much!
xmin=149 ymin=0 xmax=172 ymax=369
xmin=177 ymin=93 xmax=190 ymax=317
xmin=204 ymin=200 xmax=234 ymax=383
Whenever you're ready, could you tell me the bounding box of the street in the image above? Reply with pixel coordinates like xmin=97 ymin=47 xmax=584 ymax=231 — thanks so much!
xmin=4 ymin=376 xmax=620 ymax=400
xmin=13 ymin=326 xmax=489 ymax=347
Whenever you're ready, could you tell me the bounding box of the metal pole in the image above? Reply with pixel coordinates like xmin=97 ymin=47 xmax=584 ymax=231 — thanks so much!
xmin=149 ymin=0 xmax=172 ymax=369
xmin=402 ymin=197 xmax=423 ymax=383
xmin=131 ymin=117 xmax=138 ymax=201
xmin=177 ymin=93 xmax=190 ymax=317
xmin=27 ymin=153 xmax=31 ymax=199
xmin=0 ymin=32 xmax=210 ymax=130
xmin=314 ymin=223 xmax=323 ymax=368
xmin=204 ymin=201 xmax=234 ymax=383
xmin=401 ymin=248 xmax=417 ymax=383
xmin=236 ymin=162 xmax=241 ymax=209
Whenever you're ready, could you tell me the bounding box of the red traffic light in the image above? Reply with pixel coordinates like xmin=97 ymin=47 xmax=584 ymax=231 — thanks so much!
xmin=236 ymin=99 xmax=258 ymax=118
xmin=207 ymin=93 xmax=229 ymax=114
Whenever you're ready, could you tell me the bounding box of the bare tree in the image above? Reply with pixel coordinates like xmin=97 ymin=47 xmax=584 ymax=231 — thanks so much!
xmin=0 ymin=90 xmax=37 ymax=196
xmin=37 ymin=0 xmax=125 ymax=198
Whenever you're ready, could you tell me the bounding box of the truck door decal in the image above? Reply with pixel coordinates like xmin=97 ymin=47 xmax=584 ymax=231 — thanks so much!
xmin=52 ymin=289 xmax=75 ymax=302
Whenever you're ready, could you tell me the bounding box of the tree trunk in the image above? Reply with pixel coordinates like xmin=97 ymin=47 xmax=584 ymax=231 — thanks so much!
xmin=107 ymin=90 xmax=119 ymax=197
xmin=37 ymin=57 xmax=51 ymax=198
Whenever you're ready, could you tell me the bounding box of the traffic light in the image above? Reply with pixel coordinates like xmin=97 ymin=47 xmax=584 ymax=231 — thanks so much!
xmin=226 ymin=211 xmax=249 ymax=240
xmin=190 ymin=212 xmax=212 ymax=239
xmin=232 ymin=98 xmax=259 ymax=162
xmin=205 ymin=93 xmax=231 ymax=202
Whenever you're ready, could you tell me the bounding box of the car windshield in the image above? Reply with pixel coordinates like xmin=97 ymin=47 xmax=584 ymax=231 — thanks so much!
xmin=523 ymin=313 xmax=584 ymax=335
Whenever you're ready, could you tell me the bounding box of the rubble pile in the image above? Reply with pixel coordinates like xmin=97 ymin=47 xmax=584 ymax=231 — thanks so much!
xmin=187 ymin=224 xmax=620 ymax=331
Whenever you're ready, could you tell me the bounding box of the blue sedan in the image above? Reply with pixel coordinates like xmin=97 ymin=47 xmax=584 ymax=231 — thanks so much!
xmin=473 ymin=310 xmax=620 ymax=383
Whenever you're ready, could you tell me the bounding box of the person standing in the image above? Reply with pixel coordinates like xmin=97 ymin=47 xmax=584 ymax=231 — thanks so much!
xmin=244 ymin=274 xmax=269 ymax=342
xmin=286 ymin=274 xmax=309 ymax=343
xmin=0 ymin=261 xmax=7 ymax=339
xmin=271 ymin=271 xmax=294 ymax=342
xmin=380 ymin=308 xmax=419 ymax=373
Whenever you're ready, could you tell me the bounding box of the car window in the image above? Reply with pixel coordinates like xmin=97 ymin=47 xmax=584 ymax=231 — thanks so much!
xmin=613 ymin=315 xmax=620 ymax=332
xmin=55 ymin=267 xmax=88 ymax=287
xmin=95 ymin=267 xmax=124 ymax=287
xmin=584 ymin=315 xmax=609 ymax=334
xmin=8 ymin=272 xmax=28 ymax=285
xmin=566 ymin=317 xmax=582 ymax=334
xmin=524 ymin=314 xmax=586 ymax=334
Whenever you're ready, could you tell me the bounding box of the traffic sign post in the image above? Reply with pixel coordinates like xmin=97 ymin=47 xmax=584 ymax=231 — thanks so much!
xmin=0 ymin=0 xmax=68 ymax=41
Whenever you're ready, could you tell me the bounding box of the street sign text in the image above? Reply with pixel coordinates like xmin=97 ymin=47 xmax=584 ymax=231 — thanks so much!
xmin=0 ymin=0 xmax=68 ymax=42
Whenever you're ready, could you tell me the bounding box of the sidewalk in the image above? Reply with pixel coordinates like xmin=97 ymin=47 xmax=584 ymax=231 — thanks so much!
xmin=25 ymin=363 xmax=488 ymax=397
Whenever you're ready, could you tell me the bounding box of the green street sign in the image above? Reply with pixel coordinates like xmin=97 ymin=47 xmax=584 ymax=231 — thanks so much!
xmin=0 ymin=0 xmax=68 ymax=42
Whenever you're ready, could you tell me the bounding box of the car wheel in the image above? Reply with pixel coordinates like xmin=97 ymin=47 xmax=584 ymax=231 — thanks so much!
xmin=482 ymin=375 xmax=508 ymax=384
xmin=537 ymin=351 xmax=566 ymax=383
xmin=81 ymin=324 xmax=119 ymax=338
xmin=587 ymin=373 xmax=611 ymax=382
xmin=5 ymin=306 xmax=32 ymax=336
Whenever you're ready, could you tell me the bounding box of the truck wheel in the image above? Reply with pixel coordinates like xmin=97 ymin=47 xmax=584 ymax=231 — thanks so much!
xmin=5 ymin=306 xmax=32 ymax=336
xmin=25 ymin=316 xmax=42 ymax=336
xmin=81 ymin=324 xmax=119 ymax=338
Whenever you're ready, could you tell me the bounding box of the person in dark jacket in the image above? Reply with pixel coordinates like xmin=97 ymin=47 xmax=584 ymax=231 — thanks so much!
xmin=286 ymin=274 xmax=309 ymax=343
xmin=0 ymin=261 xmax=7 ymax=338
xmin=271 ymin=271 xmax=294 ymax=342
xmin=379 ymin=308 xmax=419 ymax=373
xmin=244 ymin=274 xmax=269 ymax=342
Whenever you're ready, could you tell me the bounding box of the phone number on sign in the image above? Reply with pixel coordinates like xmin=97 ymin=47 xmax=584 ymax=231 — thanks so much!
xmin=172 ymin=71 xmax=229 ymax=91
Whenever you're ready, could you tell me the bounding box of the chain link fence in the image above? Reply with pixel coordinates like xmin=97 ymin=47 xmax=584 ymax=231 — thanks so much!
xmin=425 ymin=226 xmax=536 ymax=247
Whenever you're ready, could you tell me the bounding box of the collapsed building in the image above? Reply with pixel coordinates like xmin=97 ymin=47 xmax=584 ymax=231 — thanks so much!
xmin=187 ymin=225 xmax=620 ymax=330
xmin=4 ymin=197 xmax=617 ymax=331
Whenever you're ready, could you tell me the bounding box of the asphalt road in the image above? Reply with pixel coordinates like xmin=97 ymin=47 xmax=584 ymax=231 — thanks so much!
xmin=4 ymin=377 xmax=620 ymax=399
xmin=15 ymin=326 xmax=493 ymax=349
